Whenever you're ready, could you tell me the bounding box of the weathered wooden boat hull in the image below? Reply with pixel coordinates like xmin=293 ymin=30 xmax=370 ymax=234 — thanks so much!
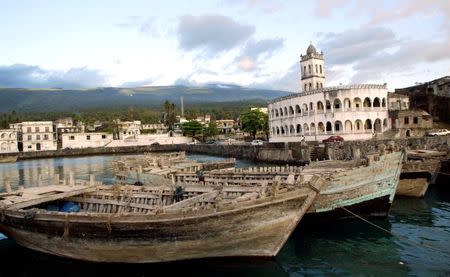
xmin=302 ymin=195 xmax=391 ymax=225
xmin=395 ymin=158 xmax=441 ymax=197
xmin=0 ymin=187 xmax=319 ymax=263
xmin=396 ymin=178 xmax=429 ymax=197
xmin=0 ymin=155 xmax=18 ymax=163
xmin=306 ymin=151 xmax=403 ymax=219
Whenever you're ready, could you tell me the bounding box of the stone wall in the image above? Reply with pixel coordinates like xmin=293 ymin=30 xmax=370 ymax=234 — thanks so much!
xmin=324 ymin=136 xmax=450 ymax=161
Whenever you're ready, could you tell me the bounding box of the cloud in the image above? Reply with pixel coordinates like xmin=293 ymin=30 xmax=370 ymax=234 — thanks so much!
xmin=0 ymin=64 xmax=106 ymax=89
xmin=318 ymin=26 xmax=398 ymax=66
xmin=368 ymin=0 xmax=450 ymax=25
xmin=177 ymin=15 xmax=255 ymax=55
xmin=120 ymin=77 xmax=157 ymax=88
xmin=315 ymin=0 xmax=349 ymax=17
xmin=252 ymin=63 xmax=298 ymax=91
xmin=236 ymin=38 xmax=284 ymax=72
xmin=116 ymin=16 xmax=163 ymax=37
xmin=225 ymin=0 xmax=284 ymax=13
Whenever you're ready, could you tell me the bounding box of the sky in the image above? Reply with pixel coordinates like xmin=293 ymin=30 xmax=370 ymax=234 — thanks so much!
xmin=0 ymin=0 xmax=449 ymax=91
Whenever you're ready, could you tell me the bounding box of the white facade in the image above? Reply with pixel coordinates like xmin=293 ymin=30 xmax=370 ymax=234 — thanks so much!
xmin=269 ymin=85 xmax=390 ymax=142
xmin=62 ymin=132 xmax=113 ymax=149
xmin=300 ymin=44 xmax=325 ymax=92
xmin=19 ymin=121 xmax=57 ymax=152
xmin=118 ymin=120 xmax=141 ymax=139
xmin=0 ymin=129 xmax=18 ymax=153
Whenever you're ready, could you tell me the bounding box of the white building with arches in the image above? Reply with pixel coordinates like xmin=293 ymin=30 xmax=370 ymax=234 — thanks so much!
xmin=0 ymin=129 xmax=18 ymax=153
xmin=268 ymin=44 xmax=390 ymax=142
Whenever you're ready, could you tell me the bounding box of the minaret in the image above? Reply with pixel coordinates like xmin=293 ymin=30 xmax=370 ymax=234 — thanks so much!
xmin=300 ymin=43 xmax=325 ymax=92
xmin=180 ymin=96 xmax=184 ymax=117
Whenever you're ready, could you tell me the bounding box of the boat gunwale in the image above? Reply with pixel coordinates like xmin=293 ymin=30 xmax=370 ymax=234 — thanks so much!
xmin=2 ymin=186 xmax=315 ymax=224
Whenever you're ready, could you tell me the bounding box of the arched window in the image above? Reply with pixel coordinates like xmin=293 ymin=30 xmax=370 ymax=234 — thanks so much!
xmin=383 ymin=118 xmax=388 ymax=127
xmin=284 ymin=107 xmax=288 ymax=116
xmin=309 ymin=102 xmax=314 ymax=112
xmin=374 ymin=119 xmax=382 ymax=133
xmin=344 ymin=98 xmax=351 ymax=110
xmin=373 ymin=97 xmax=381 ymax=107
xmin=295 ymin=105 xmax=301 ymax=115
xmin=309 ymin=83 xmax=312 ymax=90
xmin=289 ymin=106 xmax=294 ymax=115
xmin=308 ymin=65 xmax=311 ymax=74
xmin=281 ymin=126 xmax=285 ymax=135
xmin=320 ymin=83 xmax=323 ymax=88
xmin=326 ymin=122 xmax=332 ymax=133
xmin=303 ymin=66 xmax=306 ymax=76
xmin=303 ymin=103 xmax=308 ymax=113
xmin=333 ymin=99 xmax=342 ymax=110
xmin=382 ymin=98 xmax=386 ymax=107
xmin=345 ymin=120 xmax=352 ymax=132
xmin=279 ymin=108 xmax=283 ymax=116
xmin=317 ymin=101 xmax=324 ymax=113
xmin=365 ymin=119 xmax=373 ymax=131
xmin=0 ymin=133 xmax=4 ymax=139
xmin=319 ymin=65 xmax=322 ymax=74
xmin=296 ymin=124 xmax=302 ymax=134
xmin=355 ymin=119 xmax=363 ymax=132
xmin=276 ymin=127 xmax=280 ymax=135
xmin=318 ymin=122 xmax=325 ymax=134
xmin=303 ymin=123 xmax=309 ymax=135
xmin=354 ymin=98 xmax=362 ymax=110
xmin=316 ymin=83 xmax=319 ymax=89
xmin=304 ymin=84 xmax=307 ymax=91
xmin=275 ymin=109 xmax=279 ymax=117
xmin=334 ymin=121 xmax=343 ymax=133
xmin=310 ymin=123 xmax=316 ymax=135
xmin=326 ymin=100 xmax=331 ymax=111
xmin=363 ymin=97 xmax=372 ymax=108
xmin=315 ymin=64 xmax=318 ymax=73
xmin=289 ymin=125 xmax=295 ymax=135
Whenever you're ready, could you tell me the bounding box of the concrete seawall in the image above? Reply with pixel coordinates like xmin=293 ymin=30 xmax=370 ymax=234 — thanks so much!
xmin=1 ymin=136 xmax=448 ymax=164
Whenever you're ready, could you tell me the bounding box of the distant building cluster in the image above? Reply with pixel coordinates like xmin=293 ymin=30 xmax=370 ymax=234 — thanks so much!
xmin=0 ymin=113 xmax=241 ymax=154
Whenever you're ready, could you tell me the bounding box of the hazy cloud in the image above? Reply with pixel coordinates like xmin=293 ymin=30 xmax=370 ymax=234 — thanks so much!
xmin=116 ymin=16 xmax=163 ymax=37
xmin=252 ymin=63 xmax=298 ymax=91
xmin=318 ymin=26 xmax=398 ymax=66
xmin=177 ymin=15 xmax=255 ymax=55
xmin=0 ymin=64 xmax=106 ymax=89
xmin=236 ymin=38 xmax=284 ymax=72
xmin=225 ymin=0 xmax=284 ymax=14
xmin=120 ymin=78 xmax=157 ymax=88
xmin=315 ymin=0 xmax=349 ymax=17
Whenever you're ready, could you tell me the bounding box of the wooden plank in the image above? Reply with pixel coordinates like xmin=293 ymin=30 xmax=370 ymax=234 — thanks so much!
xmin=2 ymin=185 xmax=99 ymax=210
xmin=163 ymin=191 xmax=219 ymax=211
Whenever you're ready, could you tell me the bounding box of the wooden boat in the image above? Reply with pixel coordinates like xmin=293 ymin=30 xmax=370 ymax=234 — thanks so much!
xmin=0 ymin=155 xmax=18 ymax=163
xmin=172 ymin=151 xmax=405 ymax=221
xmin=396 ymin=150 xmax=446 ymax=197
xmin=0 ymin=175 xmax=325 ymax=263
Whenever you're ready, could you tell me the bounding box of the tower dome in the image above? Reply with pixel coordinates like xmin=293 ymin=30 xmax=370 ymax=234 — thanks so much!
xmin=306 ymin=44 xmax=317 ymax=55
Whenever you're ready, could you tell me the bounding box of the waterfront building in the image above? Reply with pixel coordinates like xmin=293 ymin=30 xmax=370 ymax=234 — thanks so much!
xmin=141 ymin=123 xmax=168 ymax=134
xmin=389 ymin=110 xmax=433 ymax=137
xmin=17 ymin=121 xmax=57 ymax=152
xmin=61 ymin=132 xmax=113 ymax=149
xmin=388 ymin=93 xmax=410 ymax=111
xmin=117 ymin=120 xmax=141 ymax=139
xmin=0 ymin=129 xmax=18 ymax=153
xmin=268 ymin=44 xmax=390 ymax=142
xmin=216 ymin=119 xmax=236 ymax=134
xmin=395 ymin=76 xmax=450 ymax=122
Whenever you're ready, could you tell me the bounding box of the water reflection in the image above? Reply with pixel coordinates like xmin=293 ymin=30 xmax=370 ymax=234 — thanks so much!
xmin=0 ymin=155 xmax=449 ymax=276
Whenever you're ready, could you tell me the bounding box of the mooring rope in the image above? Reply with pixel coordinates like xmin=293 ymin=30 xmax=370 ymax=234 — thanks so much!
xmin=340 ymin=207 xmax=445 ymax=253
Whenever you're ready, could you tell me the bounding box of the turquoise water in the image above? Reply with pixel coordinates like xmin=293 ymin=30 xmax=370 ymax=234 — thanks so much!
xmin=0 ymin=154 xmax=449 ymax=276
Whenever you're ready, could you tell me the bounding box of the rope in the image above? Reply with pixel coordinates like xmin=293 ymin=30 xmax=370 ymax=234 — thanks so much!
xmin=340 ymin=207 xmax=445 ymax=253
xmin=435 ymin=171 xmax=450 ymax=176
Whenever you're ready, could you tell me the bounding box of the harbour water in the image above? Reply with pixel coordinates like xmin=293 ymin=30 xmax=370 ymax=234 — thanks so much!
xmin=0 ymin=154 xmax=449 ymax=276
